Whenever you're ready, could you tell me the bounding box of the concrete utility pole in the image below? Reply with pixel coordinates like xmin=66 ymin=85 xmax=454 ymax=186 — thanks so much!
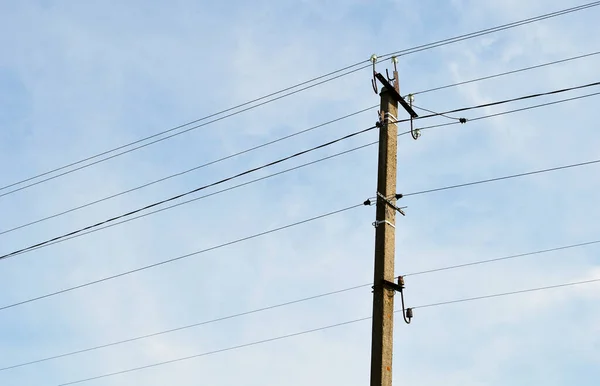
xmin=369 ymin=57 xmax=418 ymax=386
xmin=369 ymin=83 xmax=399 ymax=386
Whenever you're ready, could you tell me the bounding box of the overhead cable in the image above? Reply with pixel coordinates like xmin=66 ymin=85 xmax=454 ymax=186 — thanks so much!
xmin=56 ymin=277 xmax=600 ymax=385
xmin=3 ymin=1 xmax=598 ymax=196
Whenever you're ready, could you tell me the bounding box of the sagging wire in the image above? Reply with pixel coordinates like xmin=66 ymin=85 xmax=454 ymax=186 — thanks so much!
xmin=407 ymin=94 xmax=467 ymax=140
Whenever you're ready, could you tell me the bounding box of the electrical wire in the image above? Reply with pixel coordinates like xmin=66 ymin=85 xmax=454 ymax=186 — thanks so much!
xmin=4 ymin=89 xmax=600 ymax=260
xmin=380 ymin=1 xmax=600 ymax=60
xmin=413 ymin=278 xmax=600 ymax=309
xmin=403 ymin=158 xmax=600 ymax=197
xmin=4 ymin=139 xmax=600 ymax=312
xmin=2 ymin=238 xmax=598 ymax=372
xmin=0 ymin=69 xmax=371 ymax=199
xmin=412 ymin=104 xmax=465 ymax=121
xmin=404 ymin=240 xmax=600 ymax=277
xmin=3 ymin=1 xmax=598 ymax=196
xmin=0 ymin=106 xmax=378 ymax=236
xmin=5 ymin=54 xmax=600 ymax=236
xmin=0 ymin=126 xmax=378 ymax=261
xmin=0 ymin=284 xmax=369 ymax=372
xmin=392 ymin=80 xmax=600 ymax=125
xmin=56 ymin=277 xmax=600 ymax=385
xmin=56 ymin=315 xmax=376 ymax=386
xmin=414 ymin=91 xmax=600 ymax=132
xmin=0 ymin=204 xmax=365 ymax=312
xmin=411 ymin=50 xmax=600 ymax=95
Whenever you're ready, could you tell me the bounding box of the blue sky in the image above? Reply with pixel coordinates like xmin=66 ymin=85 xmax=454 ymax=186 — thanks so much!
xmin=1 ymin=0 xmax=599 ymax=385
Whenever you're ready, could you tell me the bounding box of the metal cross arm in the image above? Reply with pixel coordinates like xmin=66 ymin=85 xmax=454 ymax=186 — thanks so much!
xmin=374 ymin=73 xmax=419 ymax=118
xmin=377 ymin=192 xmax=406 ymax=216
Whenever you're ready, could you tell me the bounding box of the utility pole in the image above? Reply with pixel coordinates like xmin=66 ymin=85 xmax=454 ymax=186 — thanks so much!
xmin=369 ymin=56 xmax=418 ymax=386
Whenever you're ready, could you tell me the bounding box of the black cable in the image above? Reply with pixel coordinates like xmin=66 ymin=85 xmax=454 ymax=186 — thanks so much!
xmin=0 ymin=204 xmax=364 ymax=312
xmin=412 ymin=50 xmax=600 ymax=95
xmin=4 ymin=2 xmax=598 ymax=196
xmin=0 ymin=106 xmax=378 ymax=236
xmin=393 ymin=80 xmax=600 ymax=125
xmin=412 ymin=104 xmax=465 ymax=121
xmin=6 ymin=59 xmax=600 ymax=237
xmin=0 ymin=126 xmax=377 ymax=261
xmin=56 ymin=276 xmax=600 ymax=385
xmin=3 ymin=237 xmax=598 ymax=371
xmin=6 ymin=90 xmax=600 ymax=260
xmin=415 ymin=91 xmax=600 ymax=132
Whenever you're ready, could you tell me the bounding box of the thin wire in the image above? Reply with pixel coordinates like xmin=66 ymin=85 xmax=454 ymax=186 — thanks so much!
xmin=412 ymin=104 xmax=464 ymax=121
xmin=414 ymin=278 xmax=600 ymax=309
xmin=8 ymin=145 xmax=380 ymax=258
xmin=12 ymin=78 xmax=596 ymax=236
xmin=380 ymin=1 xmax=600 ymax=60
xmin=0 ymin=126 xmax=377 ymax=261
xmin=0 ymin=106 xmax=378 ymax=236
xmin=412 ymin=50 xmax=600 ymax=95
xmin=4 ymin=2 xmax=598 ymax=196
xmin=56 ymin=315 xmax=376 ymax=386
xmin=415 ymin=91 xmax=600 ymax=132
xmin=403 ymin=159 xmax=600 ymax=197
xmin=404 ymin=240 xmax=600 ymax=276
xmin=56 ymin=276 xmax=600 ymax=385
xmin=0 ymin=204 xmax=364 ymax=312
xmin=0 ymin=68 xmax=370 ymax=199
xmin=4 ymin=237 xmax=599 ymax=371
xmin=7 ymin=90 xmax=600 ymax=259
xmin=8 ymin=50 xmax=600 ymax=236
xmin=0 ymin=284 xmax=369 ymax=372
xmin=392 ymin=80 xmax=600 ymax=125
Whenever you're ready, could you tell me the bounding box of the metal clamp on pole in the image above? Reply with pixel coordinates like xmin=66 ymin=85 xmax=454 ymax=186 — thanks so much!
xmin=377 ymin=192 xmax=406 ymax=216
xmin=381 ymin=276 xmax=413 ymax=324
xmin=372 ymin=220 xmax=395 ymax=228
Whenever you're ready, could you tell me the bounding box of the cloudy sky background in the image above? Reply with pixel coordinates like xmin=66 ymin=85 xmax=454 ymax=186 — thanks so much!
xmin=1 ymin=0 xmax=599 ymax=385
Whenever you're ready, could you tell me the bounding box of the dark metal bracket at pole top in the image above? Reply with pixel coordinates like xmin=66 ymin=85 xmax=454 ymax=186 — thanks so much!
xmin=382 ymin=276 xmax=413 ymax=324
xmin=371 ymin=54 xmax=419 ymax=119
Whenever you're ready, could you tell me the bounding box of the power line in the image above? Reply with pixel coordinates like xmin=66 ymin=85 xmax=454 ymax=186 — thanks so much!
xmin=0 ymin=204 xmax=365 ymax=312
xmin=5 ymin=90 xmax=600 ymax=260
xmin=0 ymin=126 xmax=378 ymax=260
xmin=8 ymin=55 xmax=600 ymax=237
xmin=4 ymin=238 xmax=598 ymax=372
xmin=0 ymin=284 xmax=368 ymax=372
xmin=404 ymin=240 xmax=600 ymax=277
xmin=3 ymin=2 xmax=598 ymax=196
xmin=56 ymin=315 xmax=376 ymax=386
xmin=412 ymin=50 xmax=600 ymax=95
xmin=0 ymin=71 xmax=372 ymax=199
xmin=393 ymin=80 xmax=600 ymax=125
xmin=379 ymin=1 xmax=600 ymax=60
xmin=403 ymin=158 xmax=600 ymax=197
xmin=56 ymin=277 xmax=600 ymax=385
xmin=0 ymin=106 xmax=378 ymax=236
xmin=414 ymin=91 xmax=600 ymax=132
xmin=413 ymin=277 xmax=600 ymax=309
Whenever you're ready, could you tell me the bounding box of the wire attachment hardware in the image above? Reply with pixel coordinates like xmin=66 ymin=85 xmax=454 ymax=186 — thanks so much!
xmin=372 ymin=220 xmax=395 ymax=228
xmin=370 ymin=54 xmax=379 ymax=94
xmin=377 ymin=192 xmax=406 ymax=216
xmin=381 ymin=276 xmax=413 ymax=324
xmin=406 ymin=94 xmax=420 ymax=140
